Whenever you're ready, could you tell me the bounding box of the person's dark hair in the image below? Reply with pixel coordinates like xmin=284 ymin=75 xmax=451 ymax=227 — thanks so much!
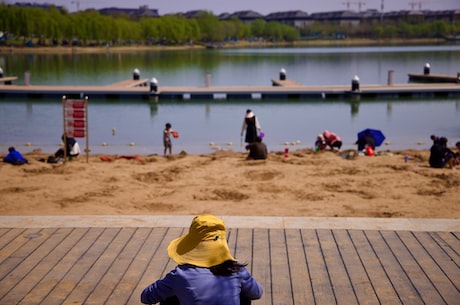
xmin=166 ymin=123 xmax=171 ymax=128
xmin=456 ymin=141 xmax=460 ymax=147
xmin=439 ymin=137 xmax=448 ymax=145
xmin=256 ymin=136 xmax=262 ymax=143
xmin=8 ymin=146 xmax=15 ymax=152
xmin=210 ymin=260 xmax=247 ymax=276
xmin=246 ymin=109 xmax=251 ymax=114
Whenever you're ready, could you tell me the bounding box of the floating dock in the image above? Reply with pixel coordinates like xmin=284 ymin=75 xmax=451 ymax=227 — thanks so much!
xmin=408 ymin=73 xmax=460 ymax=83
xmin=1 ymin=77 xmax=460 ymax=100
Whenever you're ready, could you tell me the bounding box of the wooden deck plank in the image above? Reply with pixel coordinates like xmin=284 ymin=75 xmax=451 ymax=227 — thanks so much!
xmin=285 ymin=229 xmax=315 ymax=305
xmin=252 ymin=228 xmax=271 ymax=305
xmin=398 ymin=231 xmax=459 ymax=305
xmin=0 ymin=228 xmax=58 ymax=283
xmin=127 ymin=227 xmax=184 ymax=305
xmin=269 ymin=229 xmax=293 ymax=305
xmin=85 ymin=228 xmax=152 ymax=305
xmin=431 ymin=232 xmax=460 ymax=266
xmin=348 ymin=230 xmax=401 ymax=304
xmin=17 ymin=228 xmax=95 ymax=305
xmin=413 ymin=232 xmax=460 ymax=290
xmin=317 ymin=229 xmax=358 ymax=305
xmin=107 ymin=227 xmax=168 ymax=305
xmin=230 ymin=228 xmax=254 ymax=272
xmin=333 ymin=230 xmax=380 ymax=305
xmin=381 ymin=231 xmax=445 ymax=304
xmin=63 ymin=228 xmax=137 ymax=304
xmin=64 ymin=228 xmax=131 ymax=304
xmin=38 ymin=228 xmax=119 ymax=304
xmin=301 ymin=229 xmax=337 ymax=304
xmin=365 ymin=230 xmax=424 ymax=304
xmin=0 ymin=228 xmax=27 ymax=263
xmin=0 ymin=228 xmax=74 ymax=304
xmin=0 ymin=224 xmax=458 ymax=305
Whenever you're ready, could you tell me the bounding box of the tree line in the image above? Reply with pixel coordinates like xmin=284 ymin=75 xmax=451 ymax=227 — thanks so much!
xmin=0 ymin=4 xmax=458 ymax=47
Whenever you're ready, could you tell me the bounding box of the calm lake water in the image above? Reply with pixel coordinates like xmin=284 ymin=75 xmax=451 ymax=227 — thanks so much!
xmin=1 ymin=45 xmax=460 ymax=155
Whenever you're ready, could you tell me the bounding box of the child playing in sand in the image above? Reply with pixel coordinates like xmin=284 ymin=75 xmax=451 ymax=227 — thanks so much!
xmin=163 ymin=123 xmax=176 ymax=156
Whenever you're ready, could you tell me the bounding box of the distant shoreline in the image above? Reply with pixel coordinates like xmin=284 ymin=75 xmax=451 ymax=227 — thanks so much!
xmin=0 ymin=38 xmax=448 ymax=54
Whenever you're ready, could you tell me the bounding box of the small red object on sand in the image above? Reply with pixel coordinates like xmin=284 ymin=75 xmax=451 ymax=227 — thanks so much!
xmin=100 ymin=155 xmax=113 ymax=162
xmin=172 ymin=131 xmax=179 ymax=138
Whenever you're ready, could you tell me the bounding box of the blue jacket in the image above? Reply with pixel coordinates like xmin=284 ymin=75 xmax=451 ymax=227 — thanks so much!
xmin=3 ymin=150 xmax=28 ymax=165
xmin=141 ymin=265 xmax=263 ymax=305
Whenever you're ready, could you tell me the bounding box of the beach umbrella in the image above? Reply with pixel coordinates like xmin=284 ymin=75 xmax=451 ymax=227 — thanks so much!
xmin=357 ymin=128 xmax=386 ymax=147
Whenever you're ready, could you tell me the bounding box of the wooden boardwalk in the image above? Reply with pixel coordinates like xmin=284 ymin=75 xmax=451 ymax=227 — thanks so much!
xmin=0 ymin=216 xmax=458 ymax=305
xmin=1 ymin=80 xmax=460 ymax=100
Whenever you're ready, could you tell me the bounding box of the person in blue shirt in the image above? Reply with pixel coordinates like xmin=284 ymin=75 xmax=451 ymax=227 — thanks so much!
xmin=141 ymin=214 xmax=263 ymax=305
xmin=3 ymin=147 xmax=28 ymax=165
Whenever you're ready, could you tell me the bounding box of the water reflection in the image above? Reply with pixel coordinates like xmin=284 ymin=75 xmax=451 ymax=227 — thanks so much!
xmin=2 ymin=45 xmax=460 ymax=87
xmin=1 ymin=46 xmax=459 ymax=155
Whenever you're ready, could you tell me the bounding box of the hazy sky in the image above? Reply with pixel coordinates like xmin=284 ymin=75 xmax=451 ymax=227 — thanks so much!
xmin=7 ymin=0 xmax=460 ymax=15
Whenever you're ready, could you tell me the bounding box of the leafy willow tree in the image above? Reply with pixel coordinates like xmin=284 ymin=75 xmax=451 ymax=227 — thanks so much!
xmin=0 ymin=4 xmax=458 ymax=46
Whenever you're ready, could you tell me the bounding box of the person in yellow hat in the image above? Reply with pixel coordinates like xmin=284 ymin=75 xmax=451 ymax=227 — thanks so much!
xmin=141 ymin=214 xmax=263 ymax=305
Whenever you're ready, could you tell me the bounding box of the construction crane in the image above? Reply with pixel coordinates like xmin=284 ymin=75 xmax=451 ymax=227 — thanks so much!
xmin=341 ymin=1 xmax=366 ymax=12
xmin=408 ymin=1 xmax=429 ymax=10
xmin=71 ymin=1 xmax=104 ymax=12
xmin=71 ymin=1 xmax=80 ymax=11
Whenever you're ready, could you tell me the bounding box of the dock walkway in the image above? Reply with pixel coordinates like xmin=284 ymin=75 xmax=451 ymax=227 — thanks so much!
xmin=108 ymin=78 xmax=150 ymax=88
xmin=1 ymin=77 xmax=460 ymax=100
xmin=408 ymin=73 xmax=460 ymax=84
xmin=0 ymin=76 xmax=18 ymax=85
xmin=0 ymin=216 xmax=458 ymax=305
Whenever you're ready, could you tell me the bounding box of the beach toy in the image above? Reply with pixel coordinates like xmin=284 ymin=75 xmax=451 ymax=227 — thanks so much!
xmin=259 ymin=132 xmax=265 ymax=138
xmin=172 ymin=131 xmax=179 ymax=138
xmin=284 ymin=147 xmax=289 ymax=158
xmin=366 ymin=146 xmax=374 ymax=156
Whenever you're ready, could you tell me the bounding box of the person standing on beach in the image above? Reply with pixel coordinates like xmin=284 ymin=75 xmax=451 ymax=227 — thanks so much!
xmin=163 ymin=123 xmax=174 ymax=156
xmin=241 ymin=109 xmax=262 ymax=144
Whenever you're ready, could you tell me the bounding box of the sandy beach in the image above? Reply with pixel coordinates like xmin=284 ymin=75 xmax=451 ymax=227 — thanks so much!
xmin=1 ymin=148 xmax=458 ymax=218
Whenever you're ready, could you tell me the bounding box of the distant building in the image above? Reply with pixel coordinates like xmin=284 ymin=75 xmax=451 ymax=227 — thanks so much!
xmin=220 ymin=10 xmax=265 ymax=23
xmin=310 ymin=10 xmax=361 ymax=26
xmin=98 ymin=6 xmax=159 ymax=18
xmin=12 ymin=2 xmax=64 ymax=11
xmin=181 ymin=10 xmax=209 ymax=18
xmin=265 ymin=10 xmax=311 ymax=28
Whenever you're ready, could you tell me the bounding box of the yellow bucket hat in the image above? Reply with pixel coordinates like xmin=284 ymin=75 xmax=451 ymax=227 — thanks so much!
xmin=167 ymin=215 xmax=236 ymax=268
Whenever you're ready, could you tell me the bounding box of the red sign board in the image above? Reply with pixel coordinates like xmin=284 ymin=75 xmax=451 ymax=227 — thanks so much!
xmin=66 ymin=119 xmax=86 ymax=128
xmin=66 ymin=110 xmax=85 ymax=118
xmin=66 ymin=100 xmax=86 ymax=109
xmin=67 ymin=129 xmax=86 ymax=138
